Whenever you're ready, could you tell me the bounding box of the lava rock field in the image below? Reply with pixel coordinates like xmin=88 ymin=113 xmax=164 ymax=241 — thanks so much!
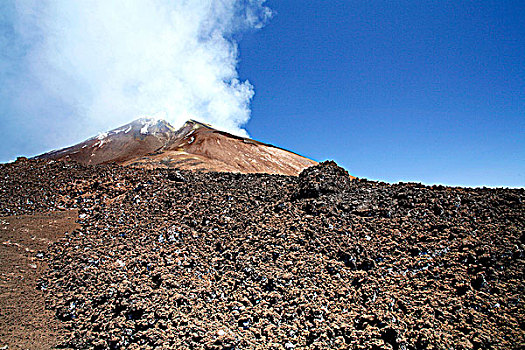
xmin=0 ymin=159 xmax=523 ymax=349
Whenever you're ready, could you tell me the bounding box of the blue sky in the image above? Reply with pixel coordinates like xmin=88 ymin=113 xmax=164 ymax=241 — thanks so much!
xmin=1 ymin=0 xmax=524 ymax=187
xmin=241 ymin=0 xmax=524 ymax=187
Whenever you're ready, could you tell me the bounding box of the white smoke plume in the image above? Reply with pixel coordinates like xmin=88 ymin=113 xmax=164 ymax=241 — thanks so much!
xmin=0 ymin=0 xmax=271 ymax=158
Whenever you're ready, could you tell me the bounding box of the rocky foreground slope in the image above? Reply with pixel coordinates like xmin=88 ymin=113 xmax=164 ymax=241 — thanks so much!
xmin=0 ymin=159 xmax=523 ymax=349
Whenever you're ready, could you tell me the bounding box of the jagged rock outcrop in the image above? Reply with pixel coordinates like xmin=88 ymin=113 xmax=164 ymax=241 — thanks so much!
xmin=294 ymin=160 xmax=354 ymax=199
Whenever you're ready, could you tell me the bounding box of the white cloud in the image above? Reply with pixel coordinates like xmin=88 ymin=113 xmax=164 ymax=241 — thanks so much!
xmin=3 ymin=0 xmax=271 ymax=148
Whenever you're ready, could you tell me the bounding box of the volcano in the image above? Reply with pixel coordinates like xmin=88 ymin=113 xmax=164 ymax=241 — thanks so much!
xmin=36 ymin=118 xmax=317 ymax=176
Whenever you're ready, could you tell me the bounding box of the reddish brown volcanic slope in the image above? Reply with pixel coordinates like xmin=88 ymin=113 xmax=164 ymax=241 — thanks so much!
xmin=36 ymin=118 xmax=317 ymax=176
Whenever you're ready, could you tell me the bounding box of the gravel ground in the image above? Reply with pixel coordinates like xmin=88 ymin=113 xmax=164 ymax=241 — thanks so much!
xmin=0 ymin=210 xmax=79 ymax=349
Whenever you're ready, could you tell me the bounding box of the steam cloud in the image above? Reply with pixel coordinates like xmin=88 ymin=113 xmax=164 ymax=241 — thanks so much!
xmin=0 ymin=0 xmax=271 ymax=158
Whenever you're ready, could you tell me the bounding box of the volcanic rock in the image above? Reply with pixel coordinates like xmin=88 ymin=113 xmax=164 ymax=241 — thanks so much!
xmin=0 ymin=158 xmax=523 ymax=349
xmin=294 ymin=160 xmax=354 ymax=199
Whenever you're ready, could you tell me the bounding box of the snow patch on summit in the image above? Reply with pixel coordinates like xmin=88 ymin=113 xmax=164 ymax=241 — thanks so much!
xmin=136 ymin=116 xmax=162 ymax=135
xmin=96 ymin=132 xmax=108 ymax=140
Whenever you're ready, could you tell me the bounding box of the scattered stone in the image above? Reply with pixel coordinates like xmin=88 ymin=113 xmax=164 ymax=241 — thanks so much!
xmin=0 ymin=159 xmax=523 ymax=349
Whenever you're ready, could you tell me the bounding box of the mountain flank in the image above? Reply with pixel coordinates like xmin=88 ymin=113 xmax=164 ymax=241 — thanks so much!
xmin=36 ymin=118 xmax=318 ymax=176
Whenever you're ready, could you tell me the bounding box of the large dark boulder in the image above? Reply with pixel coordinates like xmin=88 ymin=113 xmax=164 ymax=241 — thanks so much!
xmin=294 ymin=160 xmax=353 ymax=199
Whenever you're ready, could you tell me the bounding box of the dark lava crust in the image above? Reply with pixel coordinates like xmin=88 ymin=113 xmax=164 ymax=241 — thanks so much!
xmin=1 ymin=159 xmax=523 ymax=349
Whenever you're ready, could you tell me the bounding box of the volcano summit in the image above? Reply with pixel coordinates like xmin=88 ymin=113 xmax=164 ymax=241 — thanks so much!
xmin=36 ymin=118 xmax=317 ymax=176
